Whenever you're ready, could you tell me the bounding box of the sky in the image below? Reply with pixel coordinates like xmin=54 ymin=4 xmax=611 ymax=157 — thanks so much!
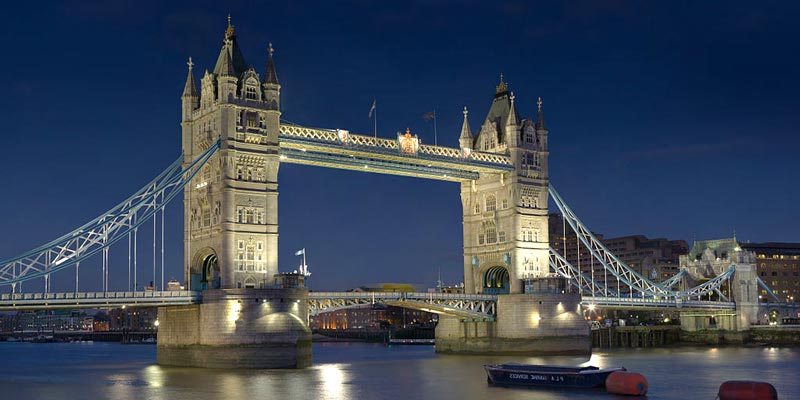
xmin=0 ymin=0 xmax=798 ymax=292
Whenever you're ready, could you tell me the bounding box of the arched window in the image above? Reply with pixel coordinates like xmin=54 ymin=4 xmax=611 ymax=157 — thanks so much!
xmin=245 ymin=86 xmax=258 ymax=100
xmin=481 ymin=221 xmax=497 ymax=244
xmin=485 ymin=195 xmax=497 ymax=212
xmin=524 ymin=126 xmax=535 ymax=144
xmin=244 ymin=277 xmax=256 ymax=289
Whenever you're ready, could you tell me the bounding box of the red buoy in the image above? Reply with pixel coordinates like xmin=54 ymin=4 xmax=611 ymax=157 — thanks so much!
xmin=605 ymin=371 xmax=648 ymax=396
xmin=718 ymin=381 xmax=778 ymax=400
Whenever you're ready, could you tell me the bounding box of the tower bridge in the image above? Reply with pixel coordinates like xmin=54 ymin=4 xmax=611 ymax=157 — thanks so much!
xmin=0 ymin=19 xmax=795 ymax=368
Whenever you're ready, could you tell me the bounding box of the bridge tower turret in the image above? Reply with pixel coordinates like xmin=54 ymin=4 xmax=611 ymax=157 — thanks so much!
xmin=459 ymin=106 xmax=473 ymax=151
xmin=461 ymin=76 xmax=550 ymax=295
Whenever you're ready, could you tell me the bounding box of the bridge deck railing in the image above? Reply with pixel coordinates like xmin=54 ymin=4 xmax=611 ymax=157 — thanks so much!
xmin=308 ymin=292 xmax=497 ymax=301
xmin=0 ymin=290 xmax=197 ymax=301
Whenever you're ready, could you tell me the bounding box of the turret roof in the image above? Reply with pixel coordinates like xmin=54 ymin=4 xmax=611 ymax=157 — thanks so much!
xmin=264 ymin=43 xmax=279 ymax=85
xmin=182 ymin=57 xmax=198 ymax=97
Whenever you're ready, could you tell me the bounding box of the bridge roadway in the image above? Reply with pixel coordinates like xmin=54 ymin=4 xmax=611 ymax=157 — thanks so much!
xmin=0 ymin=291 xmax=199 ymax=311
xmin=0 ymin=291 xmax=737 ymax=314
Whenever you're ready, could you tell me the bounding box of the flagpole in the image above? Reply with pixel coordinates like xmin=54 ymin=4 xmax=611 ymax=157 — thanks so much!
xmin=302 ymin=248 xmax=307 ymax=275
xmin=433 ymin=109 xmax=438 ymax=145
xmin=374 ymin=105 xmax=377 ymax=138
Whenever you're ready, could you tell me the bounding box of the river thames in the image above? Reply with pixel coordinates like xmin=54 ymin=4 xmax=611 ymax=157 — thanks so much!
xmin=0 ymin=342 xmax=797 ymax=399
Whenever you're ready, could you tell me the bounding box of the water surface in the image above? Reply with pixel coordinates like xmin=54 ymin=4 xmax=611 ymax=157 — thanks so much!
xmin=0 ymin=342 xmax=797 ymax=399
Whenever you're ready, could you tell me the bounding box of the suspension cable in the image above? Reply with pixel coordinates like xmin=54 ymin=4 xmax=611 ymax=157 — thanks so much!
xmin=161 ymin=205 xmax=165 ymax=291
xmin=153 ymin=204 xmax=157 ymax=291
xmin=128 ymin=231 xmax=131 ymax=291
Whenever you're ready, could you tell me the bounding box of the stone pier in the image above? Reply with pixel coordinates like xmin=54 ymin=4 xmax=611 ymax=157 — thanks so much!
xmin=157 ymin=288 xmax=311 ymax=369
xmin=435 ymin=291 xmax=591 ymax=355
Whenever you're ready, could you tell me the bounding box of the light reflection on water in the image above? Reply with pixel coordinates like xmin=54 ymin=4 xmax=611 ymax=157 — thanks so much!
xmin=0 ymin=342 xmax=797 ymax=400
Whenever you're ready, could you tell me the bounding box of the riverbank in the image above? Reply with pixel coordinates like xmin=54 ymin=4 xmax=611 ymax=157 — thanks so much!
xmin=592 ymin=325 xmax=800 ymax=348
xmin=681 ymin=326 xmax=800 ymax=346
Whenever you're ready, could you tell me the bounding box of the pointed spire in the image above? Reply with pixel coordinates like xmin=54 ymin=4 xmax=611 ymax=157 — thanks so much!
xmin=225 ymin=14 xmax=235 ymax=40
xmin=213 ymin=15 xmax=247 ymax=77
xmin=216 ymin=45 xmax=236 ymax=77
xmin=505 ymin=91 xmax=519 ymax=126
xmin=182 ymin=57 xmax=198 ymax=97
xmin=536 ymin=96 xmax=547 ymax=130
xmin=459 ymin=106 xmax=473 ymax=149
xmin=495 ymin=72 xmax=508 ymax=94
xmin=264 ymin=42 xmax=279 ymax=85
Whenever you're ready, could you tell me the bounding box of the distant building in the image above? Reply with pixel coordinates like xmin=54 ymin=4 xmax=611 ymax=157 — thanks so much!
xmin=349 ymin=283 xmax=422 ymax=293
xmin=166 ymin=279 xmax=183 ymax=291
xmin=740 ymin=242 xmax=800 ymax=303
xmin=311 ymin=304 xmax=436 ymax=331
xmin=548 ymin=213 xmax=688 ymax=286
xmin=0 ymin=313 xmax=14 ymax=332
xmin=681 ymin=238 xmax=800 ymax=303
xmin=109 ymin=307 xmax=158 ymax=331
xmin=439 ymin=284 xmax=466 ymax=294
xmin=9 ymin=310 xmax=93 ymax=332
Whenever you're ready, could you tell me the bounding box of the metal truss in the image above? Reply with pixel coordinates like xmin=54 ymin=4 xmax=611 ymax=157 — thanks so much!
xmin=657 ymin=269 xmax=687 ymax=291
xmin=757 ymin=277 xmax=781 ymax=302
xmin=0 ymin=141 xmax=220 ymax=287
xmin=0 ymin=290 xmax=199 ymax=311
xmin=549 ymin=247 xmax=615 ymax=297
xmin=583 ymin=296 xmax=736 ymax=310
xmin=308 ymin=292 xmax=497 ymax=320
xmin=549 ymin=185 xmax=679 ymax=299
xmin=549 ymin=186 xmax=742 ymax=305
xmin=681 ymin=266 xmax=735 ymax=299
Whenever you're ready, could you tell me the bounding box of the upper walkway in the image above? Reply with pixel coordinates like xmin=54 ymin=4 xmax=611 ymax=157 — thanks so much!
xmin=278 ymin=124 xmax=514 ymax=182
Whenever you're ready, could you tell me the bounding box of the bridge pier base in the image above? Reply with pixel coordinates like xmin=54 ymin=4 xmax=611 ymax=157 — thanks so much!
xmin=156 ymin=288 xmax=311 ymax=369
xmin=435 ymin=292 xmax=590 ymax=355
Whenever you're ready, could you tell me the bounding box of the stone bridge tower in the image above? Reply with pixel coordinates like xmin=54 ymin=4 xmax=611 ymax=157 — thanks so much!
xmin=181 ymin=20 xmax=281 ymax=291
xmin=460 ymin=77 xmax=550 ymax=294
xmin=161 ymin=19 xmax=310 ymax=370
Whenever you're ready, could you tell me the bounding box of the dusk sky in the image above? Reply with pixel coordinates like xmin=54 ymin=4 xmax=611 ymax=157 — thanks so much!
xmin=1 ymin=1 xmax=798 ymax=292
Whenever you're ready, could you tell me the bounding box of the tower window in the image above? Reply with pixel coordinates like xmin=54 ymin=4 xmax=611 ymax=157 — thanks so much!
xmin=523 ymin=153 xmax=539 ymax=169
xmin=524 ymin=127 xmax=535 ymax=144
xmin=479 ymin=221 xmax=497 ymax=245
xmin=486 ymin=225 xmax=497 ymax=244
xmin=485 ymin=195 xmax=497 ymax=212
xmin=520 ymin=188 xmax=537 ymax=208
xmin=245 ymin=86 xmax=258 ymax=100
xmin=246 ymin=113 xmax=258 ymax=128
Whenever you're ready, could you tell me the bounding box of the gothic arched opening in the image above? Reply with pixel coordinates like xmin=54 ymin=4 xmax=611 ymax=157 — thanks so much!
xmin=190 ymin=247 xmax=221 ymax=290
xmin=483 ymin=266 xmax=510 ymax=294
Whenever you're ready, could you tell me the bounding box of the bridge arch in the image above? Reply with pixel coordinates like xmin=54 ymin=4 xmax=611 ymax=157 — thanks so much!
xmin=482 ymin=265 xmax=510 ymax=295
xmin=190 ymin=247 xmax=221 ymax=290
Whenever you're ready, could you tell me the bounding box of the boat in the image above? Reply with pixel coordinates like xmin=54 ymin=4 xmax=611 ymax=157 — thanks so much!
xmin=31 ymin=334 xmax=55 ymax=343
xmin=484 ymin=364 xmax=626 ymax=388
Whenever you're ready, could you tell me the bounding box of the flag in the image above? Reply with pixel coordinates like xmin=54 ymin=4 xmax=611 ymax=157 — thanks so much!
xmin=422 ymin=111 xmax=436 ymax=121
xmin=295 ymin=249 xmax=305 ymax=256
xmin=368 ymin=99 xmax=376 ymax=118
